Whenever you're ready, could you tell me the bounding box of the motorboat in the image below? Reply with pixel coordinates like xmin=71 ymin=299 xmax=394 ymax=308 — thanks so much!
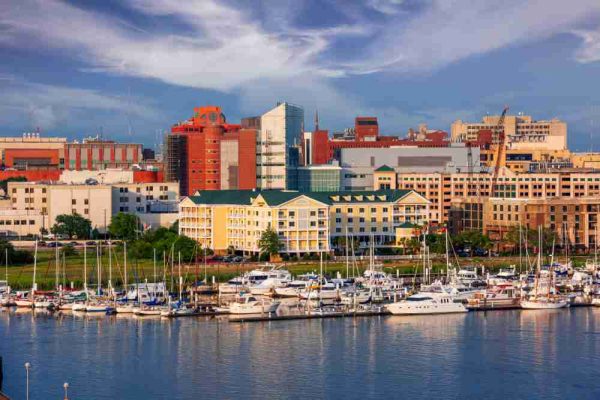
xmin=496 ymin=266 xmax=517 ymax=280
xmin=249 ymin=277 xmax=289 ymax=296
xmin=125 ymin=282 xmax=167 ymax=304
xmin=386 ymin=293 xmax=468 ymax=315
xmin=273 ymin=280 xmax=309 ymax=297
xmin=340 ymin=289 xmax=371 ymax=306
xmin=71 ymin=302 xmax=88 ymax=312
xmin=229 ymin=295 xmax=280 ymax=314
xmin=299 ymin=282 xmax=340 ymax=301
xmin=15 ymin=291 xmax=34 ymax=308
xmin=467 ymin=284 xmax=520 ymax=310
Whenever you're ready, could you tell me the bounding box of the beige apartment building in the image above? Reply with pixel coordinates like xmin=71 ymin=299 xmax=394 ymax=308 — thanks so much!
xmin=7 ymin=181 xmax=179 ymax=234
xmin=179 ymin=189 xmax=429 ymax=254
xmin=451 ymin=114 xmax=567 ymax=151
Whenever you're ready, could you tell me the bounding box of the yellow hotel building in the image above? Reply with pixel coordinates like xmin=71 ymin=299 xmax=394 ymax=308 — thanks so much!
xmin=179 ymin=189 xmax=429 ymax=254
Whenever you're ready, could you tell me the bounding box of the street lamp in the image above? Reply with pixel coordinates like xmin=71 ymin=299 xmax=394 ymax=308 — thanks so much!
xmin=24 ymin=362 xmax=30 ymax=400
xmin=63 ymin=382 xmax=69 ymax=399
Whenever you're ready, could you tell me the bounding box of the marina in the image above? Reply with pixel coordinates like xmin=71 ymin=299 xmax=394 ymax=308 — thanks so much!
xmin=1 ymin=305 xmax=600 ymax=399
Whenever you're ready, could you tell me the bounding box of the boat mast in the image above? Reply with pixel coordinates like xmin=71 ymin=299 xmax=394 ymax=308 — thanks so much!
xmin=55 ymin=240 xmax=59 ymax=291
xmin=4 ymin=248 xmax=7 ymax=287
xmin=83 ymin=242 xmax=88 ymax=301
xmin=108 ymin=240 xmax=112 ymax=297
xmin=178 ymin=251 xmax=182 ymax=301
xmin=153 ymin=248 xmax=157 ymax=284
xmin=96 ymin=244 xmax=101 ymax=296
xmin=445 ymin=228 xmax=450 ymax=281
xmin=319 ymin=251 xmax=323 ymax=304
xmin=163 ymin=251 xmax=167 ymax=299
xmin=123 ymin=242 xmax=127 ymax=295
xmin=32 ymin=240 xmax=38 ymax=296
xmin=345 ymin=226 xmax=349 ymax=279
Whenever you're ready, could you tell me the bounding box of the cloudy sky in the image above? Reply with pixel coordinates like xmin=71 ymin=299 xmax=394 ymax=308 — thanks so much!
xmin=1 ymin=0 xmax=600 ymax=150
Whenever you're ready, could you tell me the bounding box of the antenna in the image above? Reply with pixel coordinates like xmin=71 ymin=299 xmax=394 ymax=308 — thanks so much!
xmin=315 ymin=109 xmax=319 ymax=131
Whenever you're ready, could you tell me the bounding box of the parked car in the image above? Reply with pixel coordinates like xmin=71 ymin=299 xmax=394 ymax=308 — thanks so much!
xmin=47 ymin=242 xmax=63 ymax=248
xmin=38 ymin=241 xmax=47 ymax=247
xmin=85 ymin=241 xmax=96 ymax=246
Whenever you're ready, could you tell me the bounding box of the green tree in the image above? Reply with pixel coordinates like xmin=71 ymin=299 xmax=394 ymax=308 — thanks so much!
xmin=51 ymin=213 xmax=92 ymax=239
xmin=505 ymin=226 xmax=557 ymax=254
xmin=258 ymin=227 xmax=282 ymax=259
xmin=170 ymin=220 xmax=179 ymax=233
xmin=0 ymin=176 xmax=27 ymax=195
xmin=109 ymin=213 xmax=140 ymax=241
xmin=453 ymin=230 xmax=492 ymax=251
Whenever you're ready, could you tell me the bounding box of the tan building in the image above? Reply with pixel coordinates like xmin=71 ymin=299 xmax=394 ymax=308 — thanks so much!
xmin=179 ymin=189 xmax=429 ymax=254
xmin=7 ymin=181 xmax=179 ymax=234
xmin=571 ymin=152 xmax=600 ymax=169
xmin=451 ymin=114 xmax=567 ymax=151
xmin=0 ymin=209 xmax=44 ymax=237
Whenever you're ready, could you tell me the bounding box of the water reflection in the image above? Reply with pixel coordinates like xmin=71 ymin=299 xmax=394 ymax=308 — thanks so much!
xmin=0 ymin=308 xmax=599 ymax=399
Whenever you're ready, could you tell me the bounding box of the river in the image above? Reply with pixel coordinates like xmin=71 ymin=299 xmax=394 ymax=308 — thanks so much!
xmin=1 ymin=307 xmax=599 ymax=399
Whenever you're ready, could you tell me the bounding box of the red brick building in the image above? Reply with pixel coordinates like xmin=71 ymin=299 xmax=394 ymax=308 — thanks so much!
xmin=166 ymin=106 xmax=257 ymax=196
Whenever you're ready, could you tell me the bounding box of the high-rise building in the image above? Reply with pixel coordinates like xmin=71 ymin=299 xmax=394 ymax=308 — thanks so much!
xmin=257 ymin=102 xmax=304 ymax=189
xmin=166 ymin=106 xmax=257 ymax=196
xmin=451 ymin=114 xmax=567 ymax=151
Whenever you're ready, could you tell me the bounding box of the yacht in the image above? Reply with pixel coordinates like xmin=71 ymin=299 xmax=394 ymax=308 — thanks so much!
xmin=229 ymin=295 xmax=280 ymax=314
xmin=467 ymin=284 xmax=520 ymax=310
xmin=125 ymin=282 xmax=167 ymax=304
xmin=496 ymin=266 xmax=517 ymax=280
xmin=340 ymin=289 xmax=371 ymax=305
xmin=299 ymin=282 xmax=340 ymax=300
xmin=273 ymin=280 xmax=309 ymax=297
xmin=249 ymin=277 xmax=289 ymax=295
xmin=387 ymin=293 xmax=468 ymax=315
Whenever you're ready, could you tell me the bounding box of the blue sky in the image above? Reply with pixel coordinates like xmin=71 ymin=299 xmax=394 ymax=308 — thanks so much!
xmin=1 ymin=0 xmax=600 ymax=151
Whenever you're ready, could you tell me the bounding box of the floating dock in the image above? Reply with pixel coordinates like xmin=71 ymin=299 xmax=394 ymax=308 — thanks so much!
xmin=229 ymin=309 xmax=390 ymax=323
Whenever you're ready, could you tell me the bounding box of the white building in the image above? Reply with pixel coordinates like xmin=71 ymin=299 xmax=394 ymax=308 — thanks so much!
xmin=257 ymin=102 xmax=304 ymax=190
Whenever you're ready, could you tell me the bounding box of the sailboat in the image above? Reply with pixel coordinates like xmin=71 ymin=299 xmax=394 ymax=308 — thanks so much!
xmin=521 ymin=228 xmax=569 ymax=309
xmin=86 ymin=243 xmax=111 ymax=312
xmin=16 ymin=241 xmax=38 ymax=308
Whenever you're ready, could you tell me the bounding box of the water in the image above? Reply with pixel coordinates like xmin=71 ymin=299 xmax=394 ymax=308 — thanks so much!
xmin=1 ymin=308 xmax=600 ymax=399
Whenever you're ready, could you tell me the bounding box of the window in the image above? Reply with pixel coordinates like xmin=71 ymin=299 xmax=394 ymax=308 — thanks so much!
xmin=72 ymin=199 xmax=76 ymax=205
xmin=84 ymin=199 xmax=89 ymax=205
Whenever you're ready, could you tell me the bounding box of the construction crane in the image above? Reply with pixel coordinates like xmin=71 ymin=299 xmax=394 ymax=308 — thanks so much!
xmin=490 ymin=105 xmax=510 ymax=188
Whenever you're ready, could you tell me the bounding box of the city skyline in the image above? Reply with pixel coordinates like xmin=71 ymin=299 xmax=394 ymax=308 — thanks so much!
xmin=1 ymin=0 xmax=600 ymax=150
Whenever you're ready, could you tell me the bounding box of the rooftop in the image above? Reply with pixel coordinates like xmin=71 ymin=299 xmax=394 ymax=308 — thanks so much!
xmin=187 ymin=189 xmax=421 ymax=206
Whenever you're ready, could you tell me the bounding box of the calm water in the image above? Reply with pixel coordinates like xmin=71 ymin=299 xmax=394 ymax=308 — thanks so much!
xmin=1 ymin=308 xmax=599 ymax=399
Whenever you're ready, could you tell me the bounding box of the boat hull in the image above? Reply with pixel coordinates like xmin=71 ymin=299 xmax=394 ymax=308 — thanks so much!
xmin=387 ymin=302 xmax=468 ymax=315
xmin=521 ymin=300 xmax=569 ymax=309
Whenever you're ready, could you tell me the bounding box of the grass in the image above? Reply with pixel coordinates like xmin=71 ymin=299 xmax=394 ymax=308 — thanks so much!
xmin=2 ymin=248 xmax=591 ymax=290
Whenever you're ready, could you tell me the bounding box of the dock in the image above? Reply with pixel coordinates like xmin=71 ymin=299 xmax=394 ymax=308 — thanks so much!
xmin=229 ymin=309 xmax=390 ymax=323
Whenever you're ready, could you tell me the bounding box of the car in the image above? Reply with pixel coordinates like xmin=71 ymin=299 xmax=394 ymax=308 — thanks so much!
xmin=38 ymin=241 xmax=47 ymax=247
xmin=47 ymin=242 xmax=63 ymax=248
xmin=85 ymin=241 xmax=96 ymax=246
xmin=232 ymin=256 xmax=243 ymax=263
xmin=69 ymin=241 xmax=79 ymax=246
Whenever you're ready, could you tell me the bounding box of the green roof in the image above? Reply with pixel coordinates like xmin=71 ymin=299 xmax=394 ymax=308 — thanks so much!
xmin=187 ymin=189 xmax=417 ymax=206
xmin=397 ymin=222 xmax=418 ymax=228
xmin=374 ymin=165 xmax=395 ymax=172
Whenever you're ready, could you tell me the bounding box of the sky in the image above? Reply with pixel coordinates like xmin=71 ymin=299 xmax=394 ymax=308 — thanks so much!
xmin=1 ymin=0 xmax=600 ymax=151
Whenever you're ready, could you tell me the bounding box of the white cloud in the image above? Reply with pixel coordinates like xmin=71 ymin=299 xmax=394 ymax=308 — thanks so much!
xmin=572 ymin=29 xmax=600 ymax=63
xmin=1 ymin=0 xmax=600 ymax=136
xmin=342 ymin=0 xmax=600 ymax=74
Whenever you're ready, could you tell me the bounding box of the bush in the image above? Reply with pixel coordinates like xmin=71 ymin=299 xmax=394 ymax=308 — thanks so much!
xmin=62 ymin=244 xmax=77 ymax=257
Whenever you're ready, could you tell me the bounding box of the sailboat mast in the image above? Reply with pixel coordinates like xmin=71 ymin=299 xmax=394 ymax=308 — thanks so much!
xmin=55 ymin=242 xmax=59 ymax=290
xmin=345 ymin=226 xmax=349 ymax=279
xmin=83 ymin=242 xmax=87 ymax=294
xmin=96 ymin=244 xmax=101 ymax=296
xmin=4 ymin=248 xmax=7 ymax=286
xmin=123 ymin=242 xmax=127 ymax=292
xmin=108 ymin=240 xmax=112 ymax=296
xmin=319 ymin=251 xmax=323 ymax=303
xmin=153 ymin=248 xmax=157 ymax=283
xmin=32 ymin=240 xmax=38 ymax=295
xmin=178 ymin=251 xmax=182 ymax=301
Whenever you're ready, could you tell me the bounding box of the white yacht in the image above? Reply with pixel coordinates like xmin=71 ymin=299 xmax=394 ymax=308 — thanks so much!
xmin=273 ymin=280 xmax=309 ymax=297
xmin=229 ymin=295 xmax=280 ymax=314
xmin=249 ymin=277 xmax=289 ymax=295
xmin=387 ymin=293 xmax=468 ymax=315
xmin=299 ymin=282 xmax=339 ymax=300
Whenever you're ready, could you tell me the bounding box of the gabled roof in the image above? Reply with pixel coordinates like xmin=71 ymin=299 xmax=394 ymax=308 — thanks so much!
xmin=375 ymin=165 xmax=395 ymax=172
xmin=186 ymin=189 xmax=421 ymax=206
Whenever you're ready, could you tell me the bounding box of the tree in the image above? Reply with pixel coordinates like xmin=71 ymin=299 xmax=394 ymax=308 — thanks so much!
xmin=453 ymin=230 xmax=492 ymax=252
xmin=0 ymin=176 xmax=27 ymax=195
xmin=51 ymin=213 xmax=92 ymax=239
xmin=258 ymin=227 xmax=282 ymax=259
xmin=505 ymin=226 xmax=557 ymax=254
xmin=109 ymin=213 xmax=140 ymax=241
xmin=170 ymin=220 xmax=179 ymax=233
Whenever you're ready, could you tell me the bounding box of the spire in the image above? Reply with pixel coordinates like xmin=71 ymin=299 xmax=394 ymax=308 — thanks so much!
xmin=315 ymin=109 xmax=319 ymax=131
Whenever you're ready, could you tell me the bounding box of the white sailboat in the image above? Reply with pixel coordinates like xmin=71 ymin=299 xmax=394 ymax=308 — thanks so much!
xmin=521 ymin=228 xmax=568 ymax=310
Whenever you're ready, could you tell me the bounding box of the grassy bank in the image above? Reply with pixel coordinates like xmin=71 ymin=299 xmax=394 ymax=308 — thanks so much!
xmin=1 ymin=248 xmax=590 ymax=290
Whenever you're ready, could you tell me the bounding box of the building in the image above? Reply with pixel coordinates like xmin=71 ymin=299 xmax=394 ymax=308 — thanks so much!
xmin=0 ymin=133 xmax=145 ymax=171
xmin=340 ymin=145 xmax=480 ymax=191
xmin=178 ymin=189 xmax=429 ymax=254
xmin=257 ymin=102 xmax=304 ymax=189
xmin=7 ymin=181 xmax=179 ymax=234
xmin=451 ymin=114 xmax=567 ymax=151
xmin=64 ymin=138 xmax=142 ymax=170
xmin=296 ymin=164 xmax=341 ymax=192
xmin=0 ymin=133 xmax=66 ymax=169
xmin=0 ymin=209 xmax=45 ymax=237
xmin=166 ymin=106 xmax=257 ymax=196
xmin=301 ymin=118 xmax=450 ymax=166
